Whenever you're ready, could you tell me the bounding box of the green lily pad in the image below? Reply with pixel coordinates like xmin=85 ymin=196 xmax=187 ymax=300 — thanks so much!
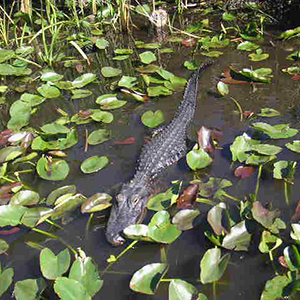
xmin=21 ymin=207 xmax=54 ymax=227
xmin=250 ymin=144 xmax=282 ymax=156
xmin=273 ymin=160 xmax=297 ymax=180
xmin=41 ymin=123 xmax=70 ymax=134
xmin=249 ymin=48 xmax=269 ymax=61
xmin=261 ymin=275 xmax=292 ymax=300
xmin=123 ymin=224 xmax=155 ymax=242
xmin=141 ymin=110 xmax=164 ymax=128
xmin=90 ymin=110 xmax=114 ymax=123
xmin=135 ymin=64 xmax=161 ymax=73
xmin=169 ymin=279 xmax=198 ymax=300
xmin=46 ymin=185 xmax=77 ymax=205
xmin=95 ymin=38 xmax=109 ymax=49
xmin=40 ymin=248 xmax=71 ymax=280
xmin=112 ymin=55 xmax=129 ymax=60
xmin=54 ymin=81 xmax=73 ymax=90
xmin=0 ymin=64 xmax=31 ymax=76
xmin=0 ymin=266 xmax=14 ymax=298
xmin=258 ymin=108 xmax=280 ymax=117
xmin=72 ymin=73 xmax=97 ymax=88
xmin=114 ymin=48 xmax=134 ymax=55
xmin=130 ymin=263 xmax=169 ymax=295
xmin=136 ymin=43 xmax=161 ymax=49
xmin=71 ymin=89 xmax=93 ymax=99
xmin=200 ymin=51 xmax=223 ymax=57
xmin=237 ymin=41 xmax=260 ymax=51
xmin=172 ymin=209 xmax=200 ymax=231
xmin=37 ymin=84 xmax=61 ymax=98
xmin=184 ymin=61 xmax=198 ymax=70
xmin=156 ymin=69 xmax=174 ymax=80
xmin=96 ymin=94 xmax=126 ymax=110
xmin=41 ymin=71 xmax=64 ymax=82
xmin=252 ymin=201 xmax=280 ymax=228
xmin=118 ymin=76 xmax=137 ymax=89
xmin=147 ymin=186 xmax=179 ymax=211
xmin=14 ymin=278 xmax=46 ymax=300
xmin=10 ymin=190 xmax=40 ymax=206
xmin=81 ymin=193 xmax=112 ymax=213
xmin=207 ymin=202 xmax=229 ymax=236
xmin=0 ymin=239 xmax=9 ymax=254
xmin=200 ymin=247 xmax=230 ymax=284
xmin=259 ymin=231 xmax=282 ymax=254
xmin=0 ymin=146 xmax=23 ymax=163
xmin=286 ymin=141 xmax=300 ymax=153
xmin=0 ymin=205 xmax=27 ymax=226
xmin=81 ymin=156 xmax=109 ymax=173
xmin=139 ymin=51 xmax=157 ymax=64
xmin=101 ymin=67 xmax=121 ymax=77
xmin=54 ymin=277 xmax=90 ymax=300
xmin=148 ymin=211 xmax=181 ymax=244
xmin=36 ymin=156 xmax=70 ymax=181
xmin=186 ymin=147 xmax=213 ymax=170
xmin=69 ymin=254 xmax=103 ymax=297
xmin=87 ymin=129 xmax=111 ymax=145
xmin=20 ymin=93 xmax=45 ymax=106
xmin=147 ymin=86 xmax=172 ymax=97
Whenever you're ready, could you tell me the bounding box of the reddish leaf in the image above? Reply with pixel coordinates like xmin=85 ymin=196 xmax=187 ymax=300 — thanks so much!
xmin=278 ymin=256 xmax=289 ymax=268
xmin=76 ymin=64 xmax=85 ymax=73
xmin=181 ymin=38 xmax=195 ymax=48
xmin=0 ymin=129 xmax=14 ymax=145
xmin=177 ymin=184 xmax=199 ymax=210
xmin=114 ymin=137 xmax=135 ymax=145
xmin=0 ymin=227 xmax=20 ymax=235
xmin=291 ymin=198 xmax=300 ymax=222
xmin=234 ymin=166 xmax=255 ymax=179
xmin=221 ymin=69 xmax=249 ymax=85
xmin=243 ymin=110 xmax=255 ymax=119
xmin=292 ymin=74 xmax=300 ymax=80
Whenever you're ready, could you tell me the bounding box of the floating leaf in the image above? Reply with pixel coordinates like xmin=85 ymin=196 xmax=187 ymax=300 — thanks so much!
xmin=147 ymin=86 xmax=172 ymax=97
xmin=0 ymin=205 xmax=27 ymax=226
xmin=207 ymin=202 xmax=230 ymax=236
xmin=36 ymin=156 xmax=70 ymax=181
xmin=258 ymin=108 xmax=280 ymax=117
xmin=259 ymin=231 xmax=282 ymax=254
xmin=0 ymin=266 xmax=14 ymax=297
xmin=186 ymin=147 xmax=213 ymax=170
xmin=87 ymin=129 xmax=111 ymax=145
xmin=14 ymin=278 xmax=46 ymax=300
xmin=72 ymin=73 xmax=97 ymax=88
xmin=41 ymin=123 xmax=70 ymax=134
xmin=118 ymin=76 xmax=137 ymax=89
xmin=139 ymin=51 xmax=157 ymax=64
xmin=81 ymin=156 xmax=109 ymax=174
xmin=71 ymin=89 xmax=93 ymax=99
xmin=123 ymin=224 xmax=154 ymax=242
xmin=46 ymin=185 xmax=76 ymax=205
xmin=0 ymin=49 xmax=15 ymax=63
xmin=249 ymin=48 xmax=269 ymax=61
xmin=90 ymin=110 xmax=113 ymax=123
xmin=273 ymin=160 xmax=297 ymax=180
xmin=200 ymin=248 xmax=230 ymax=284
xmin=37 ymin=84 xmax=61 ymax=98
xmin=169 ymin=279 xmax=198 ymax=300
xmin=69 ymin=252 xmax=103 ymax=297
xmin=101 ymin=67 xmax=121 ymax=77
xmin=252 ymin=122 xmax=298 ymax=139
xmin=201 ymin=51 xmax=223 ymax=57
xmin=54 ymin=277 xmax=90 ymax=300
xmin=250 ymin=144 xmax=282 ymax=156
xmin=0 ymin=239 xmax=9 ymax=254
xmin=95 ymin=38 xmax=109 ymax=49
xmin=96 ymin=94 xmax=126 ymax=110
xmin=0 ymin=64 xmax=31 ymax=76
xmin=148 ymin=211 xmax=181 ymax=243
xmin=81 ymin=193 xmax=112 ymax=213
xmin=130 ymin=263 xmax=168 ymax=295
xmin=114 ymin=48 xmax=134 ymax=55
xmin=41 ymin=71 xmax=63 ymax=82
xmin=20 ymin=93 xmax=45 ymax=106
xmin=0 ymin=146 xmax=23 ymax=163
xmin=237 ymin=41 xmax=260 ymax=51
xmin=234 ymin=166 xmax=255 ymax=179
xmin=135 ymin=64 xmax=161 ymax=73
xmin=172 ymin=209 xmax=200 ymax=231
xmin=286 ymin=141 xmax=300 ymax=153
xmin=252 ymin=201 xmax=280 ymax=228
xmin=10 ymin=190 xmax=40 ymax=206
xmin=141 ymin=110 xmax=164 ymax=128
xmin=40 ymin=248 xmax=71 ymax=280
xmin=21 ymin=207 xmax=54 ymax=227
xmin=136 ymin=43 xmax=161 ymax=49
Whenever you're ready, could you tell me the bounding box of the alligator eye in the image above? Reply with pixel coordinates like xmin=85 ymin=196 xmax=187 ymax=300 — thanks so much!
xmin=116 ymin=194 xmax=126 ymax=202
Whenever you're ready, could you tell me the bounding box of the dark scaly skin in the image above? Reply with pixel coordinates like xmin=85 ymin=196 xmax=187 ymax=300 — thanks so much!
xmin=106 ymin=62 xmax=213 ymax=245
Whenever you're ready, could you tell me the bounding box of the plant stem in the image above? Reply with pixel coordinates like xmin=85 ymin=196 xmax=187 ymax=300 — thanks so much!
xmin=230 ymin=97 xmax=243 ymax=122
xmin=255 ymin=165 xmax=263 ymax=200
xmin=284 ymin=181 xmax=290 ymax=205
xmin=101 ymin=240 xmax=138 ymax=276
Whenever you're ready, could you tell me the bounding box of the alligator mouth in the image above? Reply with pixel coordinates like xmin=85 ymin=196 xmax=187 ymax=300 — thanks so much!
xmin=107 ymin=231 xmax=126 ymax=246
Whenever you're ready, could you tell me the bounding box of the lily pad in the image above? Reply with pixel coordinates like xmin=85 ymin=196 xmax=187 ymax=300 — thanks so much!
xmin=41 ymin=71 xmax=64 ymax=82
xmin=0 ymin=266 xmax=14 ymax=297
xmin=20 ymin=93 xmax=45 ymax=106
xmin=36 ymin=156 xmax=70 ymax=181
xmin=169 ymin=279 xmax=198 ymax=300
xmin=217 ymin=81 xmax=229 ymax=96
xmin=81 ymin=193 xmax=112 ymax=213
xmin=96 ymin=94 xmax=126 ymax=110
xmin=95 ymin=38 xmax=109 ymax=49
xmin=147 ymin=86 xmax=172 ymax=97
xmin=72 ymin=73 xmax=97 ymax=88
xmin=81 ymin=156 xmax=109 ymax=174
xmin=0 ymin=146 xmax=23 ymax=163
xmin=0 ymin=205 xmax=27 ymax=226
xmin=258 ymin=108 xmax=280 ymax=117
xmin=14 ymin=278 xmax=46 ymax=300
xmin=237 ymin=41 xmax=260 ymax=51
xmin=273 ymin=160 xmax=297 ymax=180
xmin=249 ymin=48 xmax=269 ymax=61
xmin=186 ymin=147 xmax=213 ymax=170
xmin=40 ymin=248 xmax=71 ymax=280
xmin=118 ymin=76 xmax=137 ymax=89
xmin=200 ymin=247 xmax=230 ymax=284
xmin=172 ymin=209 xmax=200 ymax=231
xmin=130 ymin=263 xmax=169 ymax=295
xmin=71 ymin=89 xmax=93 ymax=99
xmin=101 ymin=67 xmax=121 ymax=78
xmin=0 ymin=240 xmax=9 ymax=254
xmin=123 ymin=224 xmax=155 ymax=242
xmin=0 ymin=49 xmax=15 ymax=63
xmin=46 ymin=185 xmax=77 ymax=205
xmin=87 ymin=129 xmax=111 ymax=145
xmin=37 ymin=84 xmax=61 ymax=98
xmin=141 ymin=110 xmax=164 ymax=128
xmin=21 ymin=207 xmax=54 ymax=227
xmin=139 ymin=51 xmax=157 ymax=64
xmin=10 ymin=190 xmax=40 ymax=206
xmin=285 ymin=141 xmax=300 ymax=153
xmin=41 ymin=123 xmax=70 ymax=134
xmin=54 ymin=277 xmax=90 ymax=300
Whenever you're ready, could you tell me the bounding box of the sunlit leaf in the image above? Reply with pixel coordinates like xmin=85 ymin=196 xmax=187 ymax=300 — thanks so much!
xmin=130 ymin=263 xmax=168 ymax=294
xmin=0 ymin=205 xmax=27 ymax=226
xmin=147 ymin=86 xmax=172 ymax=97
xmin=118 ymin=76 xmax=137 ymax=89
xmin=0 ymin=239 xmax=9 ymax=254
xmin=172 ymin=209 xmax=200 ymax=231
xmin=40 ymin=248 xmax=71 ymax=280
xmin=273 ymin=160 xmax=297 ymax=180
xmin=169 ymin=279 xmax=198 ymax=300
xmin=237 ymin=41 xmax=260 ymax=51
xmin=95 ymin=38 xmax=109 ymax=49
xmin=200 ymin=248 xmax=230 ymax=284
xmin=37 ymin=84 xmax=61 ymax=98
xmin=123 ymin=224 xmax=155 ymax=242
xmin=14 ymin=278 xmax=46 ymax=300
xmin=139 ymin=51 xmax=157 ymax=64
xmin=87 ymin=129 xmax=111 ymax=145
xmin=41 ymin=71 xmax=63 ymax=82
xmin=141 ymin=110 xmax=164 ymax=128
xmin=41 ymin=123 xmax=70 ymax=134
xmin=72 ymin=73 xmax=97 ymax=88
xmin=10 ymin=190 xmax=40 ymax=206
xmin=207 ymin=202 xmax=230 ymax=236
xmin=21 ymin=207 xmax=54 ymax=227
xmin=252 ymin=201 xmax=280 ymax=228
xmin=0 ymin=49 xmax=15 ymax=63
xmin=46 ymin=185 xmax=76 ymax=205
xmin=0 ymin=146 xmax=23 ymax=163
xmin=286 ymin=141 xmax=300 ymax=153
xmin=54 ymin=277 xmax=90 ymax=300
xmin=0 ymin=266 xmax=14 ymax=297
xmin=96 ymin=94 xmax=126 ymax=110
xmin=261 ymin=275 xmax=292 ymax=300
xmin=81 ymin=156 xmax=109 ymax=173
xmin=258 ymin=108 xmax=280 ymax=117
xmin=101 ymin=67 xmax=121 ymax=77
xmin=187 ymin=147 xmax=213 ymax=170
xmin=217 ymin=81 xmax=229 ymax=96
xmin=81 ymin=193 xmax=112 ymax=213
xmin=259 ymin=231 xmax=282 ymax=254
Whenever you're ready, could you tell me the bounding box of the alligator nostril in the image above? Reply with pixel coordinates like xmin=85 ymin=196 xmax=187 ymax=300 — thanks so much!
xmin=112 ymin=235 xmax=126 ymax=246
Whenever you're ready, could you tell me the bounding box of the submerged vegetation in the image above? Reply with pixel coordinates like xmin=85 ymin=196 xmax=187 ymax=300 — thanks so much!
xmin=1 ymin=0 xmax=300 ymax=299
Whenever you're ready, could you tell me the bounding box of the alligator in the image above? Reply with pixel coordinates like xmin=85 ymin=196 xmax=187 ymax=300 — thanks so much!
xmin=105 ymin=61 xmax=213 ymax=246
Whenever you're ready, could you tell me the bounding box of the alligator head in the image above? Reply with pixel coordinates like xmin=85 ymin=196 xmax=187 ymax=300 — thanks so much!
xmin=106 ymin=179 xmax=151 ymax=246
